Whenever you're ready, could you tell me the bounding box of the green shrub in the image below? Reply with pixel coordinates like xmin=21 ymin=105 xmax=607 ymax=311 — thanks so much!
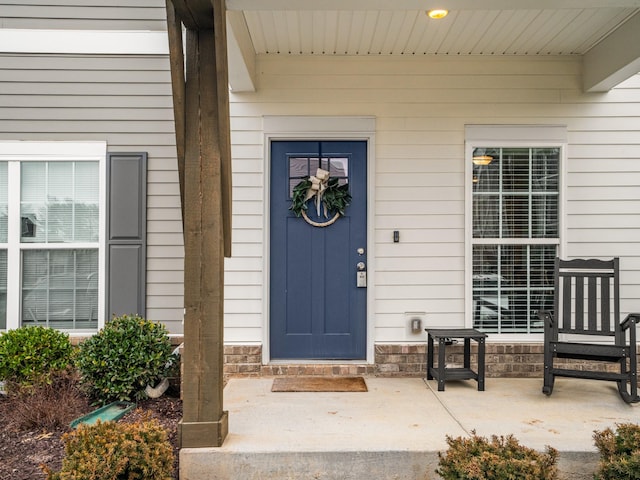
xmin=593 ymin=423 xmax=640 ymax=480
xmin=43 ymin=416 xmax=174 ymax=480
xmin=436 ymin=431 xmax=559 ymax=480
xmin=76 ymin=314 xmax=175 ymax=403
xmin=0 ymin=326 xmax=74 ymax=389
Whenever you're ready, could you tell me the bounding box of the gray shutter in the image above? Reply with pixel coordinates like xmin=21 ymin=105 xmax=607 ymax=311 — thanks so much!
xmin=106 ymin=152 xmax=147 ymax=319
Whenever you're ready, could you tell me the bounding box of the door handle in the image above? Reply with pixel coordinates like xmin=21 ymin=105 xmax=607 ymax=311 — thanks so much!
xmin=357 ymin=262 xmax=366 ymax=271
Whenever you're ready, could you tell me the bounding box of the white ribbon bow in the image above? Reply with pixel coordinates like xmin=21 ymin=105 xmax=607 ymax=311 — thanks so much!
xmin=304 ymin=168 xmax=330 ymax=217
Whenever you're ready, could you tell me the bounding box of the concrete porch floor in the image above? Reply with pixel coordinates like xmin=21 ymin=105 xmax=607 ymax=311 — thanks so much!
xmin=181 ymin=377 xmax=639 ymax=480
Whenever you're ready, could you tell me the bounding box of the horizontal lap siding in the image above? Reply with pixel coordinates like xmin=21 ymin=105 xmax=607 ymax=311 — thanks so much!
xmin=0 ymin=53 xmax=184 ymax=333
xmin=231 ymin=55 xmax=640 ymax=343
xmin=225 ymin=113 xmax=265 ymax=344
xmin=566 ymin=74 xmax=640 ymax=308
xmin=1 ymin=2 xmax=166 ymax=30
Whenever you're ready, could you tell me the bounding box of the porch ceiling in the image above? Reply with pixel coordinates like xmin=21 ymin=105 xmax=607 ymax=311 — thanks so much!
xmin=222 ymin=0 xmax=640 ymax=93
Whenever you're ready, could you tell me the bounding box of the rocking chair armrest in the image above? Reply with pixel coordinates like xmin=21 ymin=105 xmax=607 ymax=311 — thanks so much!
xmin=538 ymin=309 xmax=554 ymax=328
xmin=621 ymin=313 xmax=640 ymax=331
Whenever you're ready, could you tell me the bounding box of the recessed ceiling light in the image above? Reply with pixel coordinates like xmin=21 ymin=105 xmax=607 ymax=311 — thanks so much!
xmin=427 ymin=9 xmax=448 ymax=19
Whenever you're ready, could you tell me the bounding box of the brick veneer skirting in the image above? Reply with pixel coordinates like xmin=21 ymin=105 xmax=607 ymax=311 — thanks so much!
xmin=222 ymin=343 xmax=640 ymax=380
xmin=222 ymin=343 xmax=530 ymax=378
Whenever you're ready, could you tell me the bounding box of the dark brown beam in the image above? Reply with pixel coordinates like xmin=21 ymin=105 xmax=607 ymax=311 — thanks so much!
xmin=171 ymin=0 xmax=213 ymax=30
xmin=212 ymin=0 xmax=233 ymax=257
xmin=168 ymin=0 xmax=233 ymax=450
xmin=165 ymin=0 xmax=186 ymax=226
xmin=178 ymin=27 xmax=228 ymax=448
xmin=169 ymin=0 xmax=232 ymax=254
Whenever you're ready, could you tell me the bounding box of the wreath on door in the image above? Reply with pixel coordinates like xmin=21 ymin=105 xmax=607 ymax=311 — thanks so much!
xmin=289 ymin=168 xmax=352 ymax=227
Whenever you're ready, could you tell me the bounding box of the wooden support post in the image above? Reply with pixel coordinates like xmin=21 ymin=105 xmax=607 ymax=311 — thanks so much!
xmin=167 ymin=0 xmax=232 ymax=449
xmin=178 ymin=26 xmax=229 ymax=448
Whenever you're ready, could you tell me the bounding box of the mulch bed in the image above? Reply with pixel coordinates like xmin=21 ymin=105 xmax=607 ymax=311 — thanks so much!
xmin=0 ymin=392 xmax=182 ymax=480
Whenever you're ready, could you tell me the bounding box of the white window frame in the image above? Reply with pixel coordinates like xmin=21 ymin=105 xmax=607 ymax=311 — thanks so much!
xmin=464 ymin=126 xmax=567 ymax=341
xmin=0 ymin=141 xmax=106 ymax=333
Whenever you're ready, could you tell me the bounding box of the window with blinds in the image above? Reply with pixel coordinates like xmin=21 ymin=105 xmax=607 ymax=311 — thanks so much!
xmin=472 ymin=147 xmax=559 ymax=333
xmin=0 ymin=142 xmax=105 ymax=332
xmin=19 ymin=161 xmax=99 ymax=329
xmin=20 ymin=162 xmax=99 ymax=244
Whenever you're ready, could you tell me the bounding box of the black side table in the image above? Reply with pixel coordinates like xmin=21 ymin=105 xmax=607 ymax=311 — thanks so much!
xmin=426 ymin=328 xmax=487 ymax=391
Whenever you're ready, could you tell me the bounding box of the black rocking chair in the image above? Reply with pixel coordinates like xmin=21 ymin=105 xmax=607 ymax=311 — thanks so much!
xmin=540 ymin=257 xmax=639 ymax=403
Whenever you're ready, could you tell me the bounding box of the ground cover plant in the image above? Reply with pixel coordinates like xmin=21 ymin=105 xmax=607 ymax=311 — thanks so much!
xmin=436 ymin=431 xmax=559 ymax=480
xmin=593 ymin=422 xmax=640 ymax=480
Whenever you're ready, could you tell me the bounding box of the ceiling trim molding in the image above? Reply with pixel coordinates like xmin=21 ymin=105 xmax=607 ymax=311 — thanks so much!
xmin=227 ymin=0 xmax=640 ymax=11
xmin=583 ymin=11 xmax=640 ymax=92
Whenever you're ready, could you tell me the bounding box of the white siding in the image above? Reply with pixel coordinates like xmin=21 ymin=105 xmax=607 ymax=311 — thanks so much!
xmin=566 ymin=74 xmax=640 ymax=304
xmin=225 ymin=112 xmax=265 ymax=344
xmin=228 ymin=55 xmax=640 ymax=344
xmin=0 ymin=1 xmax=167 ymax=31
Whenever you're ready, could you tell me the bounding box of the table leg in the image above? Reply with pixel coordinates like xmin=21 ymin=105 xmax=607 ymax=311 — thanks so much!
xmin=463 ymin=338 xmax=471 ymax=370
xmin=426 ymin=334 xmax=434 ymax=380
xmin=437 ymin=337 xmax=446 ymax=391
xmin=477 ymin=337 xmax=486 ymax=391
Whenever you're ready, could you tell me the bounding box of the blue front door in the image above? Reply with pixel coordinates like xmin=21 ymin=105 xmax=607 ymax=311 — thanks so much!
xmin=270 ymin=141 xmax=367 ymax=360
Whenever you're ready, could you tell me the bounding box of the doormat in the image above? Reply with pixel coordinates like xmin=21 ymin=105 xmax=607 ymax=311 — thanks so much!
xmin=271 ymin=376 xmax=368 ymax=393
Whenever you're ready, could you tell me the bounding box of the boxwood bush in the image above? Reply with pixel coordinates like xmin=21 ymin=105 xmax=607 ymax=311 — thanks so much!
xmin=0 ymin=326 xmax=74 ymax=390
xmin=436 ymin=431 xmax=559 ymax=480
xmin=76 ymin=314 xmax=175 ymax=403
xmin=593 ymin=423 xmax=640 ymax=480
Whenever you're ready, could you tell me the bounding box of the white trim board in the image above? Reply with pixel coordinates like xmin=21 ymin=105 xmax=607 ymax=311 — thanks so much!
xmin=0 ymin=29 xmax=169 ymax=55
xmin=0 ymin=141 xmax=107 ymax=332
xmin=264 ymin=116 xmax=376 ymax=136
xmin=463 ymin=125 xmax=567 ymax=341
xmin=465 ymin=125 xmax=568 ymax=143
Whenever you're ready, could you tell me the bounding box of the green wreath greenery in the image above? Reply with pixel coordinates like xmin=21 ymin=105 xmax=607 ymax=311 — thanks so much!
xmin=289 ymin=176 xmax=352 ymax=219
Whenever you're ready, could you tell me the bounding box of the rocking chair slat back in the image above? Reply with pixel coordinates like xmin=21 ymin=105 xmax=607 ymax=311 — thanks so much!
xmin=541 ymin=257 xmax=639 ymax=403
xmin=556 ymin=258 xmax=617 ymax=336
